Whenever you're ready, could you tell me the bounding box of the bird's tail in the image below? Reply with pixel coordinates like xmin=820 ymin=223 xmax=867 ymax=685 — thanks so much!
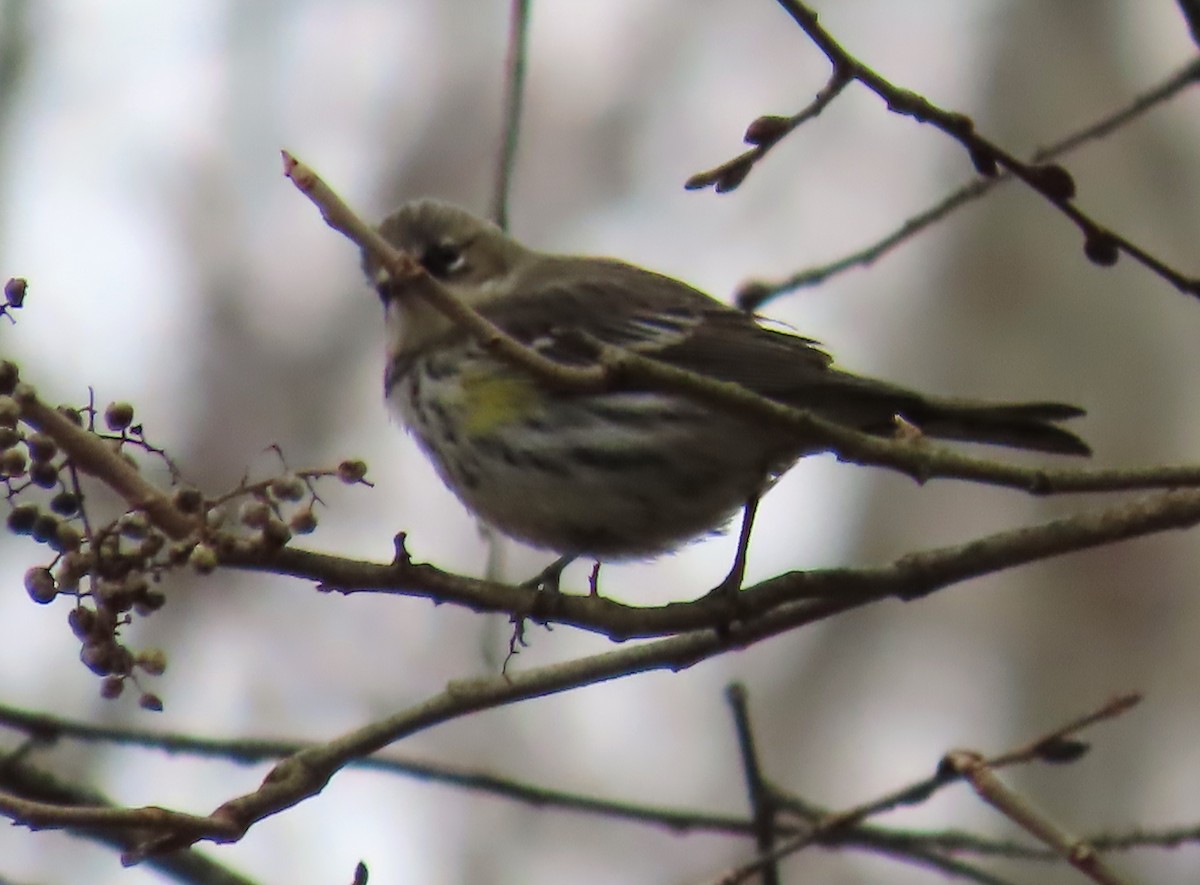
xmin=905 ymin=400 xmax=1090 ymax=456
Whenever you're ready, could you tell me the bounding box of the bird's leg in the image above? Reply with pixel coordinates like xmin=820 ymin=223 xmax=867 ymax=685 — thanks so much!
xmin=521 ymin=554 xmax=576 ymax=593
xmin=703 ymin=494 xmax=760 ymax=602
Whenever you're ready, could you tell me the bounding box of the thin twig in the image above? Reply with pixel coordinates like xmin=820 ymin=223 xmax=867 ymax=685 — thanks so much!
xmin=946 ymin=752 xmax=1130 ymax=885
xmin=0 ymin=755 xmax=254 ymax=885
xmin=705 ymin=694 xmax=1141 ymax=885
xmin=684 ymin=65 xmax=850 ymax=194
xmin=0 ymin=701 xmax=776 ymax=839
xmin=738 ymin=56 xmax=1200 ymax=307
xmin=702 ymin=2 xmax=1200 ymax=305
xmin=283 ymin=151 xmax=607 ymax=392
xmin=726 ymin=684 xmax=780 ymax=885
xmin=491 ymin=0 xmax=531 ymax=231
xmin=9 ymin=699 xmax=1195 ymax=859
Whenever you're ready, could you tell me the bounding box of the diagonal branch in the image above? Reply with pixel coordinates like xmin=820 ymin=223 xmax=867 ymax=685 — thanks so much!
xmin=694 ymin=1 xmax=1200 ymax=303
xmin=708 ymin=694 xmax=1140 ymax=885
xmin=0 ymin=754 xmax=254 ymax=885
xmin=684 ymin=64 xmax=850 ymax=194
xmin=736 ymin=56 xmax=1200 ymax=309
xmin=946 ymin=752 xmax=1130 ymax=885
xmin=220 ymin=487 xmax=1200 ymax=640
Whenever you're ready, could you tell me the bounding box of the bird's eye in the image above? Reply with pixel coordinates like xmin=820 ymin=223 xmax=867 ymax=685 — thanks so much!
xmin=420 ymin=242 xmax=466 ymax=277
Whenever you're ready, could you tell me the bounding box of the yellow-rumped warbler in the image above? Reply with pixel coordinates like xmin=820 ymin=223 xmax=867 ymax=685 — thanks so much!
xmin=365 ymin=200 xmax=1088 ymax=590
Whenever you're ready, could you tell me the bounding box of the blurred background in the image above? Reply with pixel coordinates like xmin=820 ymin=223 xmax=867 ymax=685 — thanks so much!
xmin=2 ymin=1 xmax=1200 ymax=882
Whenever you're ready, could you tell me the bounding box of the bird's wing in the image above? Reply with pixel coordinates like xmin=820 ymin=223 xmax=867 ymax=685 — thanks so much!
xmin=477 ymin=256 xmax=836 ymax=395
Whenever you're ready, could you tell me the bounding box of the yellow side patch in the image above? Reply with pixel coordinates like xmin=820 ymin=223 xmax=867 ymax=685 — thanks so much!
xmin=461 ymin=368 xmax=541 ymax=437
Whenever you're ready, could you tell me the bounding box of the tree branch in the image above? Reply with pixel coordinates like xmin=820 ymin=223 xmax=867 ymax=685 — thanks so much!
xmin=736 ymin=55 xmax=1200 ymax=309
xmin=691 ymin=1 xmax=1200 ymax=305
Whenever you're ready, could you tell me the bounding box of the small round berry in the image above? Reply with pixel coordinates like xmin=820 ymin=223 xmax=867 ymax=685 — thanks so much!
xmin=49 ymin=490 xmax=81 ymax=516
xmin=0 ymin=426 xmax=19 ymax=450
xmin=270 ymin=475 xmax=307 ymax=501
xmin=4 ymin=277 xmax=27 ymax=308
xmin=104 ymin=401 xmax=135 ymax=432
xmin=167 ymin=541 xmax=195 ymax=566
xmin=24 ymin=432 xmax=57 ymax=463
xmin=238 ymin=499 xmax=271 ymax=528
xmin=289 ymin=508 xmax=318 ymax=535
xmin=97 ymin=533 xmax=121 ymax=558
xmin=29 ymin=461 xmax=59 ymax=489
xmin=337 ymin=459 xmax=368 ymax=484
xmin=24 ymin=567 xmax=57 ymax=604
xmin=56 ymin=406 xmax=83 ymax=426
xmin=31 ymin=513 xmax=60 ymax=544
xmin=0 ymin=447 xmax=26 ymax=477
xmin=7 ymin=503 xmax=39 ymax=534
xmin=188 ymin=543 xmax=218 ymax=575
xmin=68 ymin=606 xmax=96 ymax=639
xmin=100 ymin=675 xmax=125 ymax=699
xmin=138 ymin=692 xmax=164 ymax=712
xmin=80 ymin=642 xmax=114 ymax=675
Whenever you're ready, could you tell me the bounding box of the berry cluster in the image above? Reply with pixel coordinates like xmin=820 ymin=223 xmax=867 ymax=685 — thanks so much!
xmin=2 ymin=358 xmax=370 ymax=708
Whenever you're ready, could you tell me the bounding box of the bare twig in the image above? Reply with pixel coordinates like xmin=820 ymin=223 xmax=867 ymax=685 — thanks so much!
xmin=282 ymin=151 xmax=608 ymax=391
xmin=2 ymin=689 xmax=1180 ymax=879
xmin=946 ymin=753 xmax=1129 ymax=885
xmin=10 ymin=604 xmax=1140 ymax=862
xmin=116 ymin=628 xmax=809 ymax=861
xmin=10 ymin=698 xmax=1195 ymax=860
xmin=706 ymin=694 xmax=1141 ymax=885
xmin=738 ymin=57 xmax=1200 ymax=309
xmin=684 ymin=65 xmax=850 ymax=194
xmin=0 ymin=701 xmax=775 ymax=839
xmin=697 ymin=1 xmax=1200 ymax=304
xmin=491 ymin=0 xmax=531 ymax=230
xmin=0 ymin=755 xmax=254 ymax=885
xmin=726 ymin=684 xmax=780 ymax=885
